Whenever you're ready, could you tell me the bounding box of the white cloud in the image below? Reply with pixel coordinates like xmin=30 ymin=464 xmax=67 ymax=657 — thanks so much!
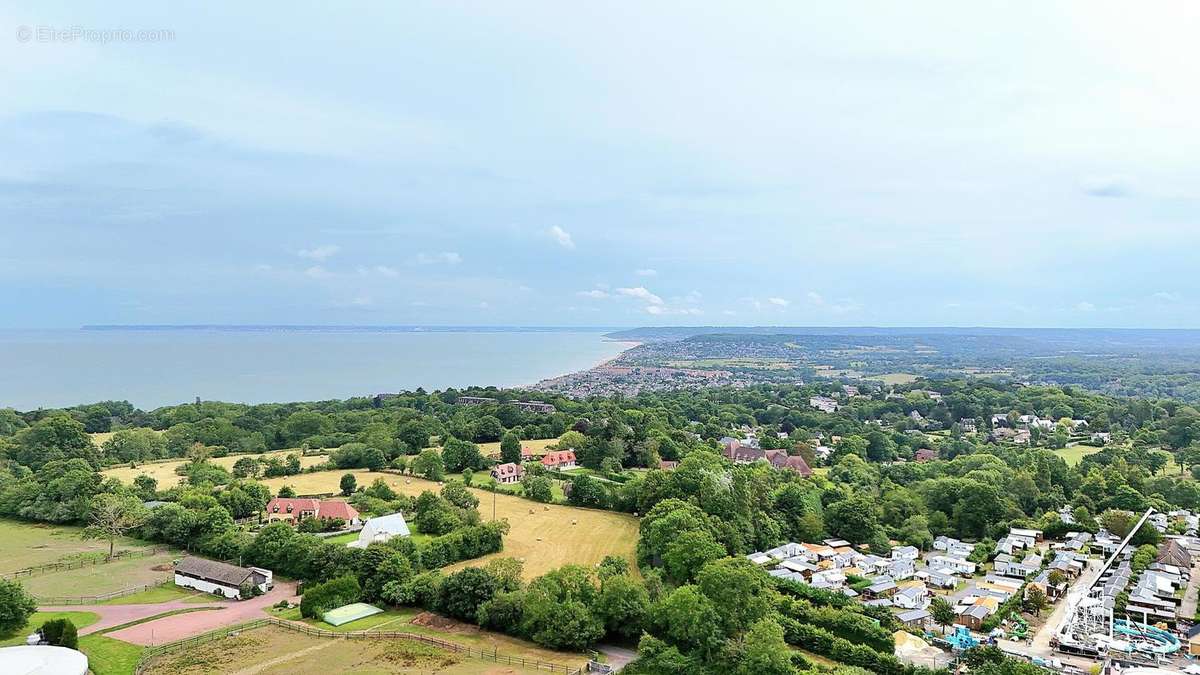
xmin=616 ymin=287 xmax=664 ymax=305
xmin=645 ymin=305 xmax=701 ymax=316
xmin=304 ymin=265 xmax=332 ymax=279
xmin=577 ymin=289 xmax=611 ymax=299
xmin=547 ymin=226 xmax=575 ymax=249
xmin=297 ymin=244 xmax=341 ymax=261
xmin=1075 ymin=301 xmax=1096 ymax=312
xmin=768 ymin=297 xmax=789 ymax=307
xmin=350 ymin=296 xmax=372 ymax=306
xmin=1152 ymin=291 xmax=1180 ymax=302
xmin=414 ymin=251 xmax=462 ymax=265
xmin=358 ymin=265 xmax=399 ymax=277
xmin=636 ymin=268 xmax=658 ymax=277
xmin=806 ymin=291 xmax=824 ymax=305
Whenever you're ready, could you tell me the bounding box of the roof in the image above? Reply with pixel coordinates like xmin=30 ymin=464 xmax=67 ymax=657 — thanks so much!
xmin=0 ymin=645 xmax=89 ymax=675
xmin=541 ymin=450 xmax=576 ymax=465
xmin=175 ymin=556 xmax=261 ymax=587
xmin=267 ymin=497 xmax=320 ymax=514
xmin=350 ymin=512 xmax=411 ymax=548
xmin=491 ymin=462 xmax=524 ymax=478
xmin=1158 ymin=539 xmax=1192 ymax=568
xmin=897 ymin=609 xmax=930 ymax=622
xmin=318 ymin=500 xmax=359 ymax=522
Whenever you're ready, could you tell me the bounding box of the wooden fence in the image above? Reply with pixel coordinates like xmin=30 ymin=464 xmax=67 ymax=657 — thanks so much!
xmin=2 ymin=546 xmax=169 ymax=581
xmin=135 ymin=617 xmax=583 ymax=675
xmin=36 ymin=579 xmax=173 ymax=605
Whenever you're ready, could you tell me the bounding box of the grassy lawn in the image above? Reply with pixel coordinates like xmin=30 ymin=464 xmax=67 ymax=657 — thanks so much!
xmin=100 ymin=582 xmax=202 ymax=605
xmin=80 ymin=634 xmax=144 ymax=675
xmin=22 ymin=549 xmax=177 ymax=598
xmin=0 ymin=611 xmax=100 ymax=646
xmin=867 ymin=372 xmax=920 ymax=385
xmin=1053 ymin=444 xmax=1102 ymax=467
xmin=260 ymin=470 xmax=638 ymax=578
xmin=436 ymin=437 xmax=559 ymax=459
xmin=101 ymin=449 xmax=331 ymax=489
xmin=0 ymin=519 xmax=157 ymax=574
xmin=321 ymin=530 xmax=359 ymax=545
xmin=140 ymin=624 xmax=563 ymax=675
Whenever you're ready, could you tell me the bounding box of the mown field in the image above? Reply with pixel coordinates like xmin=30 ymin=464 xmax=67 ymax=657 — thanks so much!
xmin=0 ymin=519 xmax=155 ymax=574
xmin=101 ymin=450 xmax=331 ymax=489
xmin=20 ymin=550 xmax=178 ymax=598
xmin=1052 ymin=444 xmax=1102 ymax=467
xmin=260 ymin=470 xmax=639 ymax=578
xmin=140 ymin=625 xmax=570 ymax=675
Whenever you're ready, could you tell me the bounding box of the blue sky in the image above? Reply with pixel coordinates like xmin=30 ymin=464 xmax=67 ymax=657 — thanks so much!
xmin=2 ymin=2 xmax=1200 ymax=328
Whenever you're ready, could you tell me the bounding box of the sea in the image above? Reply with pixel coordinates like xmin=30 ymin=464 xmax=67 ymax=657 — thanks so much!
xmin=0 ymin=327 xmax=633 ymax=411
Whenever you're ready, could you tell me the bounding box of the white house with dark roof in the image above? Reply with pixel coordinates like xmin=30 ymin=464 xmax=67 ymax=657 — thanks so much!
xmin=174 ymin=556 xmax=272 ymax=599
xmin=348 ymin=512 xmax=411 ymax=548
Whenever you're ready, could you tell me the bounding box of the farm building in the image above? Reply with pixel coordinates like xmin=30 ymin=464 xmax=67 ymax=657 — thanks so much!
xmin=2 ymin=645 xmax=88 ymax=675
xmin=174 ymin=556 xmax=272 ymax=599
xmin=348 ymin=512 xmax=411 ymax=548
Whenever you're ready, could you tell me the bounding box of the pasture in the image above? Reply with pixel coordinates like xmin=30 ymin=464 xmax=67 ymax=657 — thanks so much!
xmin=20 ymin=549 xmax=178 ymax=598
xmin=0 ymin=519 xmax=155 ymax=574
xmin=261 ymin=470 xmax=639 ymax=578
xmin=442 ymin=437 xmax=559 ymax=458
xmin=1053 ymin=444 xmax=1102 ymax=467
xmin=140 ymin=625 xmax=570 ymax=675
xmin=102 ymin=450 xmax=331 ymax=488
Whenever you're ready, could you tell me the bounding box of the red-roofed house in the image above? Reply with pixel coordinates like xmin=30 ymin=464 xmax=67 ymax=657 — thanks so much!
xmin=491 ymin=462 xmax=525 ymax=485
xmin=775 ymin=455 xmax=813 ymax=477
xmin=266 ymin=498 xmax=360 ymax=527
xmin=541 ymin=450 xmax=577 ymax=470
xmin=914 ymin=448 xmax=938 ymax=463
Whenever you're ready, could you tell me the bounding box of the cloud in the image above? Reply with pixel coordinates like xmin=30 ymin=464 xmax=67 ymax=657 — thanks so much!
xmin=645 ymin=305 xmax=701 ymax=316
xmin=577 ymin=289 xmax=610 ymax=299
xmin=616 ymin=287 xmax=664 ymax=305
xmin=349 ymin=296 xmax=372 ymax=307
xmin=806 ymin=291 xmax=824 ymax=305
xmin=304 ymin=265 xmax=332 ymax=279
xmin=297 ymin=244 xmax=341 ymax=261
xmin=768 ymin=297 xmax=789 ymax=307
xmin=358 ymin=265 xmax=399 ymax=277
xmin=414 ymin=251 xmax=462 ymax=265
xmin=1081 ymin=176 xmax=1134 ymax=198
xmin=635 ymin=268 xmax=658 ymax=277
xmin=1075 ymin=301 xmax=1096 ymax=312
xmin=1152 ymin=291 xmax=1181 ymax=302
xmin=547 ymin=226 xmax=575 ymax=249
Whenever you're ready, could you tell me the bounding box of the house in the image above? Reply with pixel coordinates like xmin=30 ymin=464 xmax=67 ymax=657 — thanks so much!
xmin=771 ymin=453 xmax=813 ymax=477
xmin=174 ymin=556 xmax=272 ymax=599
xmin=1009 ymin=528 xmax=1043 ymax=544
xmin=990 ymin=414 xmax=1009 ymax=428
xmin=809 ymin=396 xmax=839 ymax=413
xmin=1091 ymin=432 xmax=1112 ymax=445
xmin=894 ymin=584 xmax=929 ymax=610
xmin=265 ymin=498 xmax=360 ymax=527
xmin=913 ymin=448 xmax=938 ymax=463
xmin=958 ymin=418 xmax=977 ymax=433
xmin=957 ymin=603 xmax=992 ymax=631
xmin=930 ymin=555 xmax=976 ymax=576
xmin=897 ymin=609 xmax=931 ymax=629
xmin=658 ymin=460 xmax=678 ymax=471
xmin=917 ymin=569 xmax=958 ymax=589
xmin=348 ymin=512 xmax=411 ymax=548
xmin=541 ymin=450 xmax=577 ymax=470
xmin=865 ymin=580 xmax=898 ymax=598
xmin=1158 ymin=539 xmax=1194 ymax=568
xmin=491 ymin=462 xmax=524 ymax=484
xmin=888 ymin=559 xmax=917 ymax=581
xmin=891 ymin=546 xmax=920 ymax=562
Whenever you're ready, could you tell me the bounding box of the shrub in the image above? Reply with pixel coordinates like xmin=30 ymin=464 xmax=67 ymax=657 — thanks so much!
xmin=39 ymin=618 xmax=78 ymax=649
xmin=0 ymin=579 xmax=37 ymax=635
xmin=299 ymin=575 xmax=362 ymax=619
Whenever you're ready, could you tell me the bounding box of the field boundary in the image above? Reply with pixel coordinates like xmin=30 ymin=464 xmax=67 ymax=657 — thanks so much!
xmin=134 ymin=616 xmax=584 ymax=674
xmin=3 ymin=546 xmax=171 ymax=581
xmin=35 ymin=579 xmax=174 ymax=605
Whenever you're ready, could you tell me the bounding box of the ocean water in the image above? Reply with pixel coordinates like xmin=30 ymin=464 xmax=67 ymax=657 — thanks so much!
xmin=0 ymin=328 xmax=631 ymax=410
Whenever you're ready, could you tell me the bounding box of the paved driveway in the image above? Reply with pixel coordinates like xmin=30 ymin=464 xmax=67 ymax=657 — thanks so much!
xmin=42 ymin=581 xmax=298 ymax=645
xmin=105 ymin=582 xmax=297 ymax=645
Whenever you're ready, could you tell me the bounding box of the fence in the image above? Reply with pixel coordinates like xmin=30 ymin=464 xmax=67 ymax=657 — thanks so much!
xmin=135 ymin=617 xmax=584 ymax=675
xmin=2 ymin=546 xmax=170 ymax=581
xmin=35 ymin=579 xmax=174 ymax=605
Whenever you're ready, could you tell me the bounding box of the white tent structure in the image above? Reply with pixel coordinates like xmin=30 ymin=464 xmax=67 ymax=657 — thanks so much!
xmin=348 ymin=512 xmax=411 ymax=548
xmin=1 ymin=645 xmax=89 ymax=675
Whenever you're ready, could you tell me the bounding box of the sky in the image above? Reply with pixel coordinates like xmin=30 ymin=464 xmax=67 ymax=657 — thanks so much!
xmin=2 ymin=2 xmax=1200 ymax=329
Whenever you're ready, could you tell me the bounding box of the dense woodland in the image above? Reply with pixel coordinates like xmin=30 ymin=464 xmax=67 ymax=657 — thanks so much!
xmin=5 ymin=378 xmax=1200 ymax=673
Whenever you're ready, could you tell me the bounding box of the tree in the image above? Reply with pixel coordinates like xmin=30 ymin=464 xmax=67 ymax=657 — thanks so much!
xmin=734 ymin=618 xmax=795 ymax=675
xmin=522 ymin=476 xmax=554 ymax=503
xmin=0 ymin=579 xmax=37 ymax=636
xmin=278 ymin=485 xmax=297 ymax=498
xmin=1024 ymin=586 xmax=1048 ymax=616
xmin=595 ymin=574 xmax=650 ymax=640
xmin=500 ymin=432 xmax=522 ymax=465
xmin=663 ymin=530 xmax=726 ymax=583
xmin=39 ymin=617 xmax=78 ymax=648
xmin=412 ymin=449 xmax=445 ymax=481
xmin=442 ymin=438 xmax=485 ymax=473
xmin=650 ymin=584 xmax=722 ymax=652
xmin=340 ymin=473 xmax=357 ymax=496
xmin=83 ymin=493 xmax=150 ymax=559
xmin=930 ymin=596 xmax=955 ymax=634
xmin=232 ymin=456 xmax=261 ymax=479
xmin=439 ymin=567 xmax=498 ymax=622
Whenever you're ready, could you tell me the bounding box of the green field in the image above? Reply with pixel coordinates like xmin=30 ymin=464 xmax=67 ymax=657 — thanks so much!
xmin=0 ymin=611 xmax=100 ymax=646
xmin=0 ymin=519 xmax=156 ymax=574
xmin=20 ymin=549 xmax=177 ymax=599
xmin=80 ymin=634 xmax=144 ymax=675
xmin=100 ymin=582 xmax=202 ymax=605
xmin=1053 ymin=444 xmax=1101 ymax=467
